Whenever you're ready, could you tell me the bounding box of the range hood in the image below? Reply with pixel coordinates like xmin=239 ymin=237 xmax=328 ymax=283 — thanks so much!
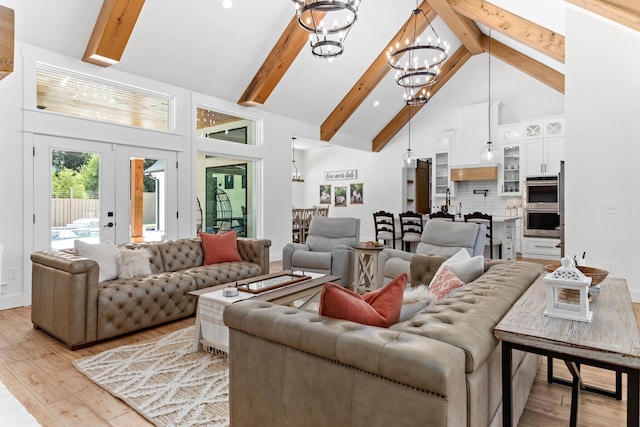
xmin=450 ymin=164 xmax=498 ymax=182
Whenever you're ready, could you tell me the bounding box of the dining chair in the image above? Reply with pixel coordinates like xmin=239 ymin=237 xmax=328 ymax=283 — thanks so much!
xmin=372 ymin=211 xmax=398 ymax=249
xmin=463 ymin=211 xmax=502 ymax=259
xmin=429 ymin=211 xmax=456 ymax=221
xmin=399 ymin=211 xmax=423 ymax=252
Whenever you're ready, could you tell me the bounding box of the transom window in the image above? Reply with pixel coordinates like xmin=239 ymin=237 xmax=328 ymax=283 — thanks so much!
xmin=36 ymin=63 xmax=173 ymax=132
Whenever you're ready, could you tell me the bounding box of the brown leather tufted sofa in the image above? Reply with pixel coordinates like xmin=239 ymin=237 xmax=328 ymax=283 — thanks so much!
xmin=224 ymin=260 xmax=543 ymax=427
xmin=31 ymin=237 xmax=270 ymax=349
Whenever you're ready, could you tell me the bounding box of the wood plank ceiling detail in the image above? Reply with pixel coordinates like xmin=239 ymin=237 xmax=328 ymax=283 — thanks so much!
xmin=238 ymin=12 xmax=326 ymax=107
xmin=448 ymin=0 xmax=565 ymax=63
xmin=83 ymin=0 xmax=145 ymax=67
xmin=320 ymin=1 xmax=436 ymax=142
xmin=566 ymin=0 xmax=640 ymax=32
xmin=0 ymin=5 xmax=14 ymax=81
xmin=372 ymin=46 xmax=472 ymax=152
xmin=481 ymin=36 xmax=565 ymax=94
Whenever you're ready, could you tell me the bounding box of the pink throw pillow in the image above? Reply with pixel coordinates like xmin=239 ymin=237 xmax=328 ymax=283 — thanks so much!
xmin=428 ymin=265 xmax=464 ymax=301
xmin=199 ymin=230 xmax=243 ymax=265
xmin=319 ymin=273 xmax=407 ymax=328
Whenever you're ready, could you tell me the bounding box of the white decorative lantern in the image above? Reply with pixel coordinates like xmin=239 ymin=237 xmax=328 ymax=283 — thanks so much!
xmin=544 ymin=257 xmax=593 ymax=323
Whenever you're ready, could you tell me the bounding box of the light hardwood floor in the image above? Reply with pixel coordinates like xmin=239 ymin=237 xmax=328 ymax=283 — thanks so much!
xmin=0 ymin=262 xmax=635 ymax=426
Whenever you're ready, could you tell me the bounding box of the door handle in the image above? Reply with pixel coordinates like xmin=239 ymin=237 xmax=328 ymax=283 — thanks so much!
xmin=103 ymin=222 xmax=114 ymax=228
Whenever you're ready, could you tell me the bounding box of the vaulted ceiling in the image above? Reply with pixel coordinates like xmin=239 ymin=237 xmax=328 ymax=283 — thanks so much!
xmin=8 ymin=0 xmax=640 ymax=152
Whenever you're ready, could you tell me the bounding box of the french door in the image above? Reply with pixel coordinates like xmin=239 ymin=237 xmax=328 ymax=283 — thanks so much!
xmin=33 ymin=135 xmax=178 ymax=251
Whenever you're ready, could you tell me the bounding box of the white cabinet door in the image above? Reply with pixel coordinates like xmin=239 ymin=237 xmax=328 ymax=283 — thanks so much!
xmin=525 ymin=139 xmax=545 ymax=175
xmin=544 ymin=137 xmax=565 ymax=176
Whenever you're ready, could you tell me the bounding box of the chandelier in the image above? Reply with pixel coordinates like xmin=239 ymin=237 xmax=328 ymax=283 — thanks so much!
xmin=402 ymin=106 xmax=417 ymax=168
xmin=292 ymin=0 xmax=360 ymax=60
xmin=387 ymin=2 xmax=449 ymax=105
xmin=291 ymin=137 xmax=304 ymax=182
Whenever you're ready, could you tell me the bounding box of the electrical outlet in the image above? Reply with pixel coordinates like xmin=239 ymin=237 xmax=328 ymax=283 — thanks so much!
xmin=604 ymin=204 xmax=621 ymax=215
xmin=605 ymin=262 xmax=615 ymax=273
xmin=7 ymin=268 xmax=17 ymax=280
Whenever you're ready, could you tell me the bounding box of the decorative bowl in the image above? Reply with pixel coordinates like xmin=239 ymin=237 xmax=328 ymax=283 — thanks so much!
xmin=544 ymin=264 xmax=609 ymax=285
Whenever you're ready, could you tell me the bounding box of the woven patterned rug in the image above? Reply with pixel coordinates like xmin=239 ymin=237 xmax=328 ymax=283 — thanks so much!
xmin=73 ymin=327 xmax=229 ymax=427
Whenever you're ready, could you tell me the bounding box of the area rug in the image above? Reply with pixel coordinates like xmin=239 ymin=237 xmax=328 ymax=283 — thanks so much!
xmin=72 ymin=326 xmax=229 ymax=427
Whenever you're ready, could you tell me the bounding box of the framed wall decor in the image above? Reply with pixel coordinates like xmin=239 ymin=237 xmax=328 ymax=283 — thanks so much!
xmin=319 ymin=184 xmax=331 ymax=204
xmin=350 ymin=183 xmax=363 ymax=204
xmin=334 ymin=186 xmax=347 ymax=207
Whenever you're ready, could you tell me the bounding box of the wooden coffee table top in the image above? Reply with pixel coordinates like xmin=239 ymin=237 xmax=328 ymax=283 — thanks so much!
xmin=189 ymin=271 xmax=339 ymax=305
xmin=495 ymin=275 xmax=640 ymax=369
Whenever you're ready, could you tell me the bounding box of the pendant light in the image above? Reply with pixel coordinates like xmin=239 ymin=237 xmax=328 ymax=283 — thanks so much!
xmin=402 ymin=106 xmax=417 ymax=168
xmin=291 ymin=137 xmax=304 ymax=182
xmin=480 ymin=29 xmax=496 ymax=163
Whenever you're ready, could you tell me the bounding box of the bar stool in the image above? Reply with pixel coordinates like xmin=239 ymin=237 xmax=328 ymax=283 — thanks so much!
xmin=372 ymin=211 xmax=398 ymax=249
xmin=464 ymin=211 xmax=502 ymax=259
xmin=399 ymin=211 xmax=423 ymax=252
xmin=429 ymin=211 xmax=456 ymax=221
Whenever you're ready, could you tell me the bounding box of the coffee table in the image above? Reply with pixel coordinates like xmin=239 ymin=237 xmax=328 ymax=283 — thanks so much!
xmin=190 ymin=271 xmax=339 ymax=353
xmin=495 ymin=275 xmax=640 ymax=427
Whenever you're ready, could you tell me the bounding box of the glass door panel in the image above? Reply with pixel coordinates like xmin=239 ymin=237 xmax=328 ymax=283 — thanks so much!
xmin=34 ymin=135 xmax=115 ymax=250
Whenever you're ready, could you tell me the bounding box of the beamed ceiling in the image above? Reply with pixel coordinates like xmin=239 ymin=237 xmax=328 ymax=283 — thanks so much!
xmin=24 ymin=0 xmax=640 ymax=152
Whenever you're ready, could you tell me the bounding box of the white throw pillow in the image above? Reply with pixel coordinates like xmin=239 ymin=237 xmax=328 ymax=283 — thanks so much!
xmin=118 ymin=248 xmax=152 ymax=279
xmin=400 ymin=284 xmax=435 ymax=322
xmin=74 ymin=240 xmax=120 ymax=283
xmin=428 ymin=248 xmax=484 ymax=288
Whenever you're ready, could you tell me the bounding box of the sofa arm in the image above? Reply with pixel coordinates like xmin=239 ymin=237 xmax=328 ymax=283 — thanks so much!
xmin=224 ymin=301 xmax=467 ymax=427
xmin=30 ymin=250 xmax=100 ymax=349
xmin=330 ymin=244 xmax=355 ymax=286
xmin=282 ymin=243 xmax=309 ymax=271
xmin=377 ymin=248 xmax=416 ymax=287
xmin=237 ymin=238 xmax=271 ymax=274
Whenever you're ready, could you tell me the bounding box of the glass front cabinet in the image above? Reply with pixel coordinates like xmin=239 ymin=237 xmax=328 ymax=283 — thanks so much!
xmin=498 ymin=126 xmax=523 ymax=196
xmin=433 ymin=132 xmax=454 ymax=198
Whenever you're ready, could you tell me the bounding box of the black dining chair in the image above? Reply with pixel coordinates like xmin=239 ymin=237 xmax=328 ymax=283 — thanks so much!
xmin=429 ymin=211 xmax=456 ymax=221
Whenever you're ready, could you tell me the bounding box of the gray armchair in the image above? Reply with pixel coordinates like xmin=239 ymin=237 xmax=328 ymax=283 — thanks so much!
xmin=283 ymin=216 xmax=360 ymax=287
xmin=378 ymin=220 xmax=486 ymax=287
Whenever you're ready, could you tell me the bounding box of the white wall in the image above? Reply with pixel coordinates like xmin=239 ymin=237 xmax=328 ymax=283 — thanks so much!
xmin=565 ymin=8 xmax=640 ymax=300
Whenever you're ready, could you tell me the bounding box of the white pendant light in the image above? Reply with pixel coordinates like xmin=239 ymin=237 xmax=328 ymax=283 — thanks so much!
xmin=480 ymin=29 xmax=496 ymax=163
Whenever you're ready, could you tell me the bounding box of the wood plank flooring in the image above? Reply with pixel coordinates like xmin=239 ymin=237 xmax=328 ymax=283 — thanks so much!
xmin=0 ymin=260 xmax=635 ymax=426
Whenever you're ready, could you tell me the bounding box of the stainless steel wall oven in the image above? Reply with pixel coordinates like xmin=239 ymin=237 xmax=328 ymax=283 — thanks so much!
xmin=523 ymin=176 xmax=561 ymax=238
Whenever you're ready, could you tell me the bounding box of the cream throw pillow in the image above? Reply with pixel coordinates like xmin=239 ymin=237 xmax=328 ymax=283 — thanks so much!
xmin=428 ymin=248 xmax=484 ymax=288
xmin=74 ymin=240 xmax=120 ymax=283
xmin=118 ymin=248 xmax=152 ymax=279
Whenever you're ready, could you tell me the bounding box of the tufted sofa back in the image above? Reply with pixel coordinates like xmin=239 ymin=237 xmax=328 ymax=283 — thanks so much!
xmin=157 ymin=238 xmax=204 ymax=272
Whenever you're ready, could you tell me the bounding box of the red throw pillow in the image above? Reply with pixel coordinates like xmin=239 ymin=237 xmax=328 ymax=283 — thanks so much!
xmin=319 ymin=273 xmax=407 ymax=328
xmin=199 ymin=230 xmax=243 ymax=265
xmin=428 ymin=265 xmax=464 ymax=301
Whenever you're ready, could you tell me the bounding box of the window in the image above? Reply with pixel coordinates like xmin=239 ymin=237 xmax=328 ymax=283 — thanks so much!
xmin=196 ymin=106 xmax=256 ymax=146
xmin=36 ymin=63 xmax=173 ymax=132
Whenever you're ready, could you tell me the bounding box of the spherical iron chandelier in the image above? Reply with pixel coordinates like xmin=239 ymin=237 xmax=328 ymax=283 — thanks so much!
xmin=387 ymin=1 xmax=449 ymax=105
xmin=292 ymin=0 xmax=360 ymax=60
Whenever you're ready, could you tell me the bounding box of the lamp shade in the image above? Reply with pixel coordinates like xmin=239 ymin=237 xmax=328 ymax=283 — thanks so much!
xmin=480 ymin=142 xmax=496 ymax=163
xmin=402 ymin=148 xmax=417 ymax=168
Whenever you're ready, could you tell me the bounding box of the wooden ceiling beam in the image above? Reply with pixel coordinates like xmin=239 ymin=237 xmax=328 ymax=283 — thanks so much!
xmin=238 ymin=14 xmax=325 ymax=107
xmin=372 ymin=46 xmax=471 ymax=152
xmin=426 ymin=0 xmax=483 ymax=54
xmin=448 ymin=0 xmax=565 ymax=64
xmin=482 ymin=35 xmax=565 ymax=94
xmin=0 ymin=5 xmax=14 ymax=81
xmin=566 ymin=0 xmax=640 ymax=32
xmin=320 ymin=1 xmax=436 ymax=142
xmin=83 ymin=0 xmax=145 ymax=67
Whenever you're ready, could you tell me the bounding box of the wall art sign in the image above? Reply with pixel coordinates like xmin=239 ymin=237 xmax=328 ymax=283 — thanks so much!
xmin=324 ymin=169 xmax=357 ymax=181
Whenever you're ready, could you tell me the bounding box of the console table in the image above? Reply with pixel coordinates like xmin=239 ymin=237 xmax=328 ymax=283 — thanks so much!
xmin=495 ymin=275 xmax=640 ymax=427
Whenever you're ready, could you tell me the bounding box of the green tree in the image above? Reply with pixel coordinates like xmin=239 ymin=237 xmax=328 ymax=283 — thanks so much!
xmin=52 ymin=168 xmax=85 ymax=198
xmin=52 ymin=151 xmax=90 ymax=172
xmin=79 ymin=154 xmax=100 ymax=196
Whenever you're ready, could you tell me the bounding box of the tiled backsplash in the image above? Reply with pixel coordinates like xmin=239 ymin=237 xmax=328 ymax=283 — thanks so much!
xmin=433 ymin=180 xmax=523 ymax=217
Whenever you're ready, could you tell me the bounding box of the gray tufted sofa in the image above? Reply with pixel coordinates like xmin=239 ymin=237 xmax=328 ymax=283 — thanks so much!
xmin=224 ymin=260 xmax=543 ymax=427
xmin=31 ymin=237 xmax=270 ymax=349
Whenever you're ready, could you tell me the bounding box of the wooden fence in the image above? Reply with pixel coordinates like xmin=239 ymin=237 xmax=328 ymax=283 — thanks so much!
xmin=51 ymin=193 xmax=157 ymax=227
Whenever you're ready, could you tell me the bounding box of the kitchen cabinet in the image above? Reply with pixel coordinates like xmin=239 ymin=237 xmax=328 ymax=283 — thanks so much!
xmin=522 ymin=116 xmax=565 ymax=176
xmin=433 ymin=132 xmax=454 ymax=198
xmin=402 ymin=166 xmax=416 ymax=212
xmin=495 ymin=125 xmax=523 ymax=196
xmin=522 ymin=237 xmax=561 ymax=260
